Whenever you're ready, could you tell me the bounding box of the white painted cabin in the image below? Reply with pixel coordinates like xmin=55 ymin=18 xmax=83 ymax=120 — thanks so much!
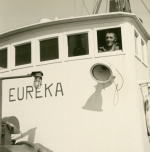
xmin=0 ymin=12 xmax=150 ymax=152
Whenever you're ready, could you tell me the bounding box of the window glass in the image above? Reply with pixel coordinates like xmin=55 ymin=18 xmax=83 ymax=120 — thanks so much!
xmin=15 ymin=43 xmax=31 ymax=66
xmin=109 ymin=0 xmax=119 ymax=12
xmin=109 ymin=0 xmax=131 ymax=12
xmin=0 ymin=48 xmax=7 ymax=70
xmin=97 ymin=28 xmax=122 ymax=53
xmin=40 ymin=38 xmax=59 ymax=62
xmin=67 ymin=33 xmax=89 ymax=57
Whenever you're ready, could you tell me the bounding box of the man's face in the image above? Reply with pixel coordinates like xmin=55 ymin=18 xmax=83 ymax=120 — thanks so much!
xmin=105 ymin=33 xmax=116 ymax=46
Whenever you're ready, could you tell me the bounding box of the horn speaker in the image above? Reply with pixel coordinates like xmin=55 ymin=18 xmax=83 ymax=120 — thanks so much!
xmin=90 ymin=63 xmax=114 ymax=83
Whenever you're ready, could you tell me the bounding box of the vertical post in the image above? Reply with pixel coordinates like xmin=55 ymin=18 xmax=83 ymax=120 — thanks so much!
xmin=0 ymin=79 xmax=2 ymax=145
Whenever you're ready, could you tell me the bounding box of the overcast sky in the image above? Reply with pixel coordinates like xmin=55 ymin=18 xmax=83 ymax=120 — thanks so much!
xmin=0 ymin=0 xmax=150 ymax=34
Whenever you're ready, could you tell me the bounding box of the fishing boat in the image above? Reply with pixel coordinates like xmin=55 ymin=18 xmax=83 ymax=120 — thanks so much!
xmin=0 ymin=0 xmax=150 ymax=151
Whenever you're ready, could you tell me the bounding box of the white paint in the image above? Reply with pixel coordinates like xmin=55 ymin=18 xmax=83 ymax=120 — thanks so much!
xmin=0 ymin=13 xmax=150 ymax=152
xmin=39 ymin=18 xmax=51 ymax=23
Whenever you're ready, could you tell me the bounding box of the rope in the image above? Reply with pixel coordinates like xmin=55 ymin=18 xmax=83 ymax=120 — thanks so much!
xmin=141 ymin=0 xmax=150 ymax=14
xmin=108 ymin=64 xmax=124 ymax=106
xmin=109 ymin=63 xmax=124 ymax=91
xmin=93 ymin=0 xmax=96 ymax=13
xmin=81 ymin=0 xmax=84 ymax=15
xmin=82 ymin=0 xmax=90 ymax=14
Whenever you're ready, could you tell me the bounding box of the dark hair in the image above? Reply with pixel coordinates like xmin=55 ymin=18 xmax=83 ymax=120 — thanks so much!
xmin=105 ymin=30 xmax=117 ymax=38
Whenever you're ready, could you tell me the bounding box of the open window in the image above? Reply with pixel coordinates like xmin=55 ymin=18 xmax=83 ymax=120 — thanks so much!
xmin=97 ymin=27 xmax=122 ymax=53
xmin=67 ymin=33 xmax=89 ymax=57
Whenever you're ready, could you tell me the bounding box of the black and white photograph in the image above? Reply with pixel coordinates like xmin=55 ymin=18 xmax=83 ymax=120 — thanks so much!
xmin=0 ymin=0 xmax=150 ymax=152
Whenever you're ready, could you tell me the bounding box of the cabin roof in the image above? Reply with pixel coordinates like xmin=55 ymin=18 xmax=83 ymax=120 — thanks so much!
xmin=0 ymin=12 xmax=150 ymax=40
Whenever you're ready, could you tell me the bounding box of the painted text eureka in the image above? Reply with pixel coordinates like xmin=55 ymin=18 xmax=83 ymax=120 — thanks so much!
xmin=9 ymin=83 xmax=64 ymax=102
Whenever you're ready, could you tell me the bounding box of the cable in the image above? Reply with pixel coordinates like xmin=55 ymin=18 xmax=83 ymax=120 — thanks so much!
xmin=81 ymin=1 xmax=84 ymax=15
xmin=113 ymin=81 xmax=119 ymax=106
xmin=108 ymin=64 xmax=124 ymax=106
xmin=74 ymin=0 xmax=76 ymax=16
xmin=82 ymin=0 xmax=90 ymax=15
xmin=109 ymin=63 xmax=124 ymax=91
xmin=93 ymin=0 xmax=102 ymax=14
xmin=141 ymin=0 xmax=150 ymax=14
xmin=93 ymin=0 xmax=96 ymax=13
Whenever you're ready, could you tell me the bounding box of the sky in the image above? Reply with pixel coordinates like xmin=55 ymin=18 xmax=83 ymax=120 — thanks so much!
xmin=0 ymin=0 xmax=150 ymax=34
xmin=0 ymin=0 xmax=93 ymax=33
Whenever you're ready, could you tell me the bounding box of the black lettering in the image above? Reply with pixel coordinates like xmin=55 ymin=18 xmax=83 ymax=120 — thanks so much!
xmin=17 ymin=87 xmax=24 ymax=101
xmin=45 ymin=84 xmax=53 ymax=97
xmin=26 ymin=86 xmax=33 ymax=100
xmin=55 ymin=83 xmax=64 ymax=96
xmin=36 ymin=89 xmax=43 ymax=98
xmin=9 ymin=88 xmax=16 ymax=102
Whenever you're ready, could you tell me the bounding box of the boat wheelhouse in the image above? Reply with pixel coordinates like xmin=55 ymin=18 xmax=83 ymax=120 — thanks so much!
xmin=0 ymin=12 xmax=150 ymax=152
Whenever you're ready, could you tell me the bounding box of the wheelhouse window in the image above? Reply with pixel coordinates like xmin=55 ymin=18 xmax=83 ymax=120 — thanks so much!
xmin=141 ymin=40 xmax=148 ymax=65
xmin=15 ymin=43 xmax=31 ymax=66
xmin=40 ymin=38 xmax=59 ymax=62
xmin=141 ymin=40 xmax=145 ymax=62
xmin=67 ymin=33 xmax=89 ymax=57
xmin=134 ymin=31 xmax=139 ymax=56
xmin=0 ymin=48 xmax=7 ymax=70
xmin=97 ymin=28 xmax=122 ymax=53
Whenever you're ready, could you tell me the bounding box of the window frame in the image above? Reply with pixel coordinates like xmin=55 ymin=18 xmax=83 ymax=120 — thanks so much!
xmin=134 ymin=30 xmax=139 ymax=57
xmin=0 ymin=45 xmax=10 ymax=73
xmin=134 ymin=29 xmax=142 ymax=61
xmin=35 ymin=33 xmax=62 ymax=66
xmin=11 ymin=39 xmax=34 ymax=70
xmin=134 ymin=28 xmax=148 ymax=67
xmin=93 ymin=26 xmax=124 ymax=58
xmin=141 ymin=38 xmax=148 ymax=66
xmin=141 ymin=40 xmax=145 ymax=62
xmin=63 ymin=29 xmax=93 ymax=61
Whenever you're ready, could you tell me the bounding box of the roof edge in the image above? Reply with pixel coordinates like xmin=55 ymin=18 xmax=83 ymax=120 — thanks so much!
xmin=0 ymin=12 xmax=150 ymax=40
